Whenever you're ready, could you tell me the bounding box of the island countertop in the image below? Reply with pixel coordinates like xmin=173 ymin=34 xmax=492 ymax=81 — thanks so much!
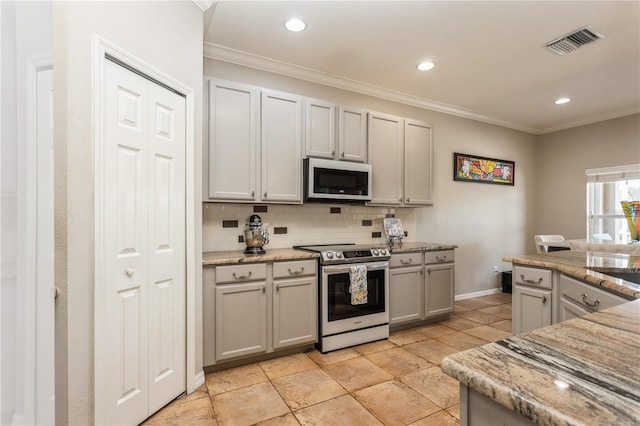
xmin=504 ymin=250 xmax=640 ymax=299
xmin=441 ymin=299 xmax=640 ymax=425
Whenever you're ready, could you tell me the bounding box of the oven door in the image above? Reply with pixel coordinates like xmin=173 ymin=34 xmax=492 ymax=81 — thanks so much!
xmin=321 ymin=261 xmax=389 ymax=336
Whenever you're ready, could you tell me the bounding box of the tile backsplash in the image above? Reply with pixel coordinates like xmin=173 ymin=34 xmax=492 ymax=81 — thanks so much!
xmin=202 ymin=203 xmax=416 ymax=252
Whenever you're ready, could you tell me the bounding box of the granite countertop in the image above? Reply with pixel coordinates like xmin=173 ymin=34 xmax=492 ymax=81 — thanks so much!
xmin=203 ymin=242 xmax=458 ymax=265
xmin=442 ymin=299 xmax=640 ymax=425
xmin=387 ymin=242 xmax=459 ymax=253
xmin=504 ymin=251 xmax=640 ymax=299
xmin=202 ymin=248 xmax=319 ymax=266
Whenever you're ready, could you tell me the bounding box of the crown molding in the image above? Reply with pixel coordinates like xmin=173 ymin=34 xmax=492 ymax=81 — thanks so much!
xmin=537 ymin=108 xmax=640 ymax=135
xmin=192 ymin=0 xmax=216 ymax=12
xmin=203 ymin=42 xmax=540 ymax=135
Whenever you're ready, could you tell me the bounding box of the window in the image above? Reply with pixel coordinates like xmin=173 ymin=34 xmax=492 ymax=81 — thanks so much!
xmin=586 ymin=164 xmax=640 ymax=243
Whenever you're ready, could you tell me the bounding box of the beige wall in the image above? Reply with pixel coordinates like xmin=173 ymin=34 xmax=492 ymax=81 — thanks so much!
xmin=203 ymin=59 xmax=538 ymax=296
xmin=53 ymin=2 xmax=203 ymax=424
xmin=535 ymin=114 xmax=640 ymax=240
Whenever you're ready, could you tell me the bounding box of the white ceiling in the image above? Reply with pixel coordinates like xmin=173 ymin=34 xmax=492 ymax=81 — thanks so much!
xmin=203 ymin=1 xmax=640 ymax=134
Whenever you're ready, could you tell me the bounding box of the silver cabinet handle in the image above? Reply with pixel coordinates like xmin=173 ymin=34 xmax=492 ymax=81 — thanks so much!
xmin=288 ymin=267 xmax=304 ymax=275
xmin=400 ymin=258 xmax=413 ymax=265
xmin=542 ymin=295 xmax=547 ymax=304
xmin=251 ymin=190 xmax=255 ymax=197
xmin=232 ymin=271 xmax=252 ymax=280
xmin=125 ymin=268 xmax=135 ymax=277
xmin=262 ymin=285 xmax=266 ymax=293
xmin=275 ymin=284 xmax=280 ymax=292
xmin=436 ymin=256 xmax=447 ymax=262
xmin=264 ymin=191 xmax=267 ymax=198
xmin=426 ymin=268 xmax=431 ymax=274
xmin=581 ymin=293 xmax=600 ymax=308
xmin=407 ymin=198 xmax=410 ymax=203
xmin=521 ymin=275 xmax=543 ymax=284
xmin=331 ymin=150 xmax=335 ymax=156
xmin=341 ymin=152 xmax=345 ymax=158
xmin=399 ymin=197 xmax=403 ymax=202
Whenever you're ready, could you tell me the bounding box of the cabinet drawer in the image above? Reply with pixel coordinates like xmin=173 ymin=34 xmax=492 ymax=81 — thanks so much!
xmin=390 ymin=253 xmax=422 ymax=268
xmin=424 ymin=250 xmax=454 ymax=264
xmin=514 ymin=266 xmax=552 ymax=289
xmin=273 ymin=260 xmax=316 ymax=279
xmin=216 ymin=263 xmax=267 ymax=284
xmin=559 ymin=275 xmax=627 ymax=312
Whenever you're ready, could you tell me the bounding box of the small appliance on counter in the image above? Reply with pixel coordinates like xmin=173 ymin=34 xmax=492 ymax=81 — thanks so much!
xmin=244 ymin=214 xmax=269 ymax=255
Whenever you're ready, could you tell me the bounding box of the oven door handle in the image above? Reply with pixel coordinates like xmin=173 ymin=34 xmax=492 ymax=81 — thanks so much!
xmin=322 ymin=262 xmax=389 ymax=273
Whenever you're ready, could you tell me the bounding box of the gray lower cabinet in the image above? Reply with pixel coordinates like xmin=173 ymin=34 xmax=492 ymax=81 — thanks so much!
xmin=389 ymin=250 xmax=455 ymax=327
xmin=559 ymin=296 xmax=590 ymax=322
xmin=389 ymin=263 xmax=423 ymax=325
xmin=512 ymin=266 xmax=553 ymax=334
xmin=273 ymin=261 xmax=317 ymax=349
xmin=204 ymin=259 xmax=317 ymax=367
xmin=215 ymin=281 xmax=268 ymax=361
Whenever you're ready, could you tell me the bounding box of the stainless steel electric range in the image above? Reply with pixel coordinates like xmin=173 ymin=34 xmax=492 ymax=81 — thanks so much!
xmin=295 ymin=244 xmax=390 ymax=353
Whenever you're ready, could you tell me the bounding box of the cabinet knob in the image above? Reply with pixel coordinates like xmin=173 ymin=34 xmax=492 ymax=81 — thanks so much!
xmin=341 ymin=152 xmax=345 ymax=158
xmin=262 ymin=285 xmax=266 ymax=293
xmin=276 ymin=284 xmax=280 ymax=292
xmin=407 ymin=198 xmax=410 ymax=203
xmin=264 ymin=191 xmax=267 ymax=198
xmin=399 ymin=198 xmax=403 ymax=202
xmin=251 ymin=190 xmax=255 ymax=197
xmin=332 ymin=150 xmax=335 ymax=156
xmin=542 ymin=295 xmax=547 ymax=304
xmin=125 ymin=268 xmax=135 ymax=277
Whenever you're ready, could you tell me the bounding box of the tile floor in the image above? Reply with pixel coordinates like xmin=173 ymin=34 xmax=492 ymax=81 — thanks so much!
xmin=143 ymin=292 xmax=512 ymax=426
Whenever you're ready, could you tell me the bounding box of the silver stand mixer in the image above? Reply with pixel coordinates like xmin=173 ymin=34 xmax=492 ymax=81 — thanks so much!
xmin=244 ymin=214 xmax=269 ymax=255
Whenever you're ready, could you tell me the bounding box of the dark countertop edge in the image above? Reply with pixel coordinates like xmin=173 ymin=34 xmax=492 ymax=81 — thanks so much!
xmin=503 ymin=254 xmax=640 ymax=300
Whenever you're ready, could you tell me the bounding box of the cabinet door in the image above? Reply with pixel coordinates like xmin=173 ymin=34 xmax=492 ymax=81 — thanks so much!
xmin=273 ymin=276 xmax=318 ymax=349
xmin=338 ymin=106 xmax=367 ymax=162
xmin=368 ymin=112 xmax=404 ymax=205
xmin=512 ymin=285 xmax=552 ymax=334
xmin=305 ymin=98 xmax=336 ymax=159
xmin=261 ymin=90 xmax=303 ymax=203
xmin=389 ymin=266 xmax=423 ymax=325
xmin=215 ymin=282 xmax=268 ymax=361
xmin=425 ymin=263 xmax=455 ymax=318
xmin=559 ymin=296 xmax=590 ymax=323
xmin=404 ymin=119 xmax=433 ymax=205
xmin=207 ymin=79 xmax=258 ymax=201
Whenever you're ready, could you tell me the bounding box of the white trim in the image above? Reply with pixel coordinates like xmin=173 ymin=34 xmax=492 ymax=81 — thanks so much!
xmin=203 ymin=42 xmax=540 ymax=135
xmin=455 ymin=288 xmax=501 ymax=301
xmin=192 ymin=0 xmax=216 ymax=12
xmin=193 ymin=370 xmax=205 ymax=390
xmin=93 ymin=36 xmax=200 ymax=423
xmin=585 ymin=163 xmax=640 ymax=182
xmin=538 ymin=108 xmax=640 ymax=135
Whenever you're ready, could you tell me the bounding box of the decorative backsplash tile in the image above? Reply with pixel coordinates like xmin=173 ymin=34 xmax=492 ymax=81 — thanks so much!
xmin=202 ymin=203 xmax=416 ymax=252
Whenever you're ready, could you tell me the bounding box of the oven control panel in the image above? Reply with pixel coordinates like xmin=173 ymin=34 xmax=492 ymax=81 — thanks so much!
xmin=320 ymin=248 xmax=389 ymax=264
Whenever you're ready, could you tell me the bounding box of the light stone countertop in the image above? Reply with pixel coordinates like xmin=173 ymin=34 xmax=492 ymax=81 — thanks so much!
xmin=441 ymin=299 xmax=640 ymax=425
xmin=503 ymin=251 xmax=640 ymax=299
xmin=202 ymin=242 xmax=457 ymax=266
xmin=202 ymin=248 xmax=319 ymax=266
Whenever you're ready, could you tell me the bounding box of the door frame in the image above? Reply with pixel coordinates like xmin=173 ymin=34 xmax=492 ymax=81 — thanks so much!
xmin=92 ymin=36 xmax=200 ymax=423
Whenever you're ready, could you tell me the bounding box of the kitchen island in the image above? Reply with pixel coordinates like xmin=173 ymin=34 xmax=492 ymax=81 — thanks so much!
xmin=442 ymin=251 xmax=640 ymax=425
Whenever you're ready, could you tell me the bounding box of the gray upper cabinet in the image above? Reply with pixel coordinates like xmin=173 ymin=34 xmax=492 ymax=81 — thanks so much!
xmin=205 ymin=79 xmax=258 ymax=201
xmin=305 ymin=98 xmax=336 ymax=159
xmin=261 ymin=90 xmax=303 ymax=203
xmin=338 ymin=106 xmax=367 ymax=162
xmin=368 ymin=112 xmax=404 ymax=205
xmin=404 ymin=119 xmax=434 ymax=206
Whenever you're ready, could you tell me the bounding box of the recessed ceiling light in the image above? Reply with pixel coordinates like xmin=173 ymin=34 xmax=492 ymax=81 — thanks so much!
xmin=284 ymin=18 xmax=306 ymax=32
xmin=554 ymin=97 xmax=571 ymax=105
xmin=417 ymin=61 xmax=435 ymax=71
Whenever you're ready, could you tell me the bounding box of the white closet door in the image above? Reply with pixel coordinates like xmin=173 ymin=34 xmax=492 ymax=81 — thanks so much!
xmin=102 ymin=59 xmax=185 ymax=425
xmin=147 ymin=80 xmax=186 ymax=413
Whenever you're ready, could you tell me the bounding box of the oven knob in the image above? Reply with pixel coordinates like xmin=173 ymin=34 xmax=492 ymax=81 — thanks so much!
xmin=380 ymin=249 xmax=387 ymax=255
xmin=372 ymin=249 xmax=379 ymax=255
xmin=335 ymin=252 xmax=343 ymax=258
xmin=326 ymin=252 xmax=334 ymax=259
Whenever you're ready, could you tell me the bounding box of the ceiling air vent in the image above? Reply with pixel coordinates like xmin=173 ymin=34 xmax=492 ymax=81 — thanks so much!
xmin=545 ymin=27 xmax=603 ymax=55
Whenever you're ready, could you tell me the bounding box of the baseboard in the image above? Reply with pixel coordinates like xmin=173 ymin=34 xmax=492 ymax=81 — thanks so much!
xmin=191 ymin=370 xmax=205 ymax=393
xmin=455 ymin=287 xmax=502 ymax=301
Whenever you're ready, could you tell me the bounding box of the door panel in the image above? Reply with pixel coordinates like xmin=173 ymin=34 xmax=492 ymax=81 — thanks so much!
xmin=102 ymin=59 xmax=185 ymax=424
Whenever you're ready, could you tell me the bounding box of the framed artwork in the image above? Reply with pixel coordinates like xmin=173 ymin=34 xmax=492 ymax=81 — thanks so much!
xmin=453 ymin=152 xmax=515 ymax=186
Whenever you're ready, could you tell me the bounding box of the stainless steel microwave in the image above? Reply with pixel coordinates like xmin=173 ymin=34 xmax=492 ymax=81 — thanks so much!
xmin=303 ymin=158 xmax=372 ymax=203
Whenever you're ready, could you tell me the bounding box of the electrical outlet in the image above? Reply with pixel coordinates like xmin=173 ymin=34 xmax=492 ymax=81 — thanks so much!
xmin=493 ymin=266 xmax=499 ymax=275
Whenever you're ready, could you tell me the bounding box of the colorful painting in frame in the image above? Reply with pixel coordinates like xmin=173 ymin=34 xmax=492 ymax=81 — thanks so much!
xmin=453 ymin=153 xmax=515 ymax=186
